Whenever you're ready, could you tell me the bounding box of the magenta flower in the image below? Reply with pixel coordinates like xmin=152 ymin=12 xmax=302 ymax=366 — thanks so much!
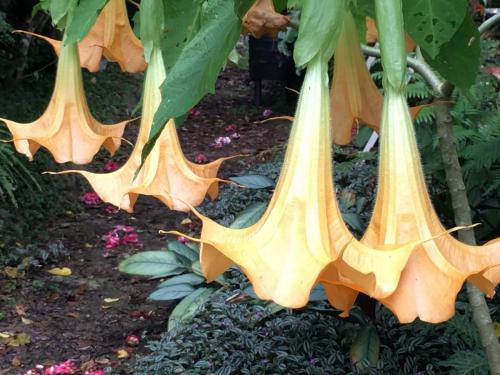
xmin=230 ymin=132 xmax=240 ymax=139
xmin=225 ymin=124 xmax=237 ymax=132
xmin=42 ymin=360 xmax=77 ymax=375
xmin=125 ymin=334 xmax=140 ymax=346
xmin=188 ymin=108 xmax=201 ymax=118
xmin=104 ymin=232 xmax=120 ymax=249
xmin=211 ymin=136 xmax=231 ymax=148
xmin=194 ymin=153 xmax=208 ymax=164
xmin=122 ymin=233 xmax=139 ymax=244
xmin=177 ymin=236 xmax=189 ymax=244
xmin=81 ymin=191 xmax=101 ymax=206
xmin=262 ymin=108 xmax=273 ymax=117
xmin=104 ymin=160 xmax=119 ymax=171
xmin=104 ymin=205 xmax=119 ymax=214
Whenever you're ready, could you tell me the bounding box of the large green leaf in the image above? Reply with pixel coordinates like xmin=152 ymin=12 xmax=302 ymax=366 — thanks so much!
xmin=64 ymin=0 xmax=107 ymax=44
xmin=50 ymin=0 xmax=76 ymax=29
xmin=294 ymin=0 xmax=346 ymax=66
xmin=403 ymin=0 xmax=467 ymax=59
xmin=157 ymin=273 xmax=206 ymax=288
xmin=149 ymin=283 xmax=197 ymax=300
xmin=167 ymin=240 xmax=199 ymax=262
xmin=350 ymin=324 xmax=380 ymax=371
xmin=230 ymin=202 xmax=267 ymax=229
xmin=162 ymin=0 xmax=203 ymax=72
xmin=143 ymin=0 xmax=243 ymax=162
xmin=118 ymin=251 xmax=186 ymax=276
xmin=168 ymin=287 xmax=215 ymax=331
xmin=423 ymin=14 xmax=480 ymax=90
xmin=229 ymin=174 xmax=275 ymax=189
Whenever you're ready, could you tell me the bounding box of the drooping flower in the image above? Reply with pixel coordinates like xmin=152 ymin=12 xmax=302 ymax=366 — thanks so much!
xmin=18 ymin=0 xmax=146 ymax=72
xmin=330 ymin=12 xmax=422 ymax=145
xmin=53 ymin=47 xmax=233 ymax=212
xmin=242 ymin=0 xmax=291 ymax=38
xmin=323 ymin=86 xmax=500 ymax=323
xmin=0 ymin=42 xmax=130 ymax=164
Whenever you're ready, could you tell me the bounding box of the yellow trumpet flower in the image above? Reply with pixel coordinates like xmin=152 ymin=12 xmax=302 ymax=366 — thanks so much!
xmin=324 ymin=86 xmax=500 ymax=323
xmin=53 ymin=47 xmax=230 ymax=213
xmin=0 ymin=42 xmax=130 ymax=164
xmin=242 ymin=0 xmax=291 ymax=38
xmin=331 ymin=12 xmax=421 ymax=145
xmin=20 ymin=0 xmax=145 ymax=72
xmin=176 ymin=55 xmax=421 ymax=311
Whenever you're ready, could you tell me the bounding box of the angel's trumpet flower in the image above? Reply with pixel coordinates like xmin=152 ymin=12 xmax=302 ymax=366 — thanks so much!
xmin=331 ymin=12 xmax=421 ymax=145
xmin=0 ymin=42 xmax=130 ymax=164
xmin=53 ymin=48 xmax=229 ymax=212
xmin=324 ymin=86 xmax=500 ymax=323
xmin=242 ymin=0 xmax=291 ymax=38
xmin=175 ymin=55 xmax=424 ymax=311
xmin=21 ymin=0 xmax=145 ymax=72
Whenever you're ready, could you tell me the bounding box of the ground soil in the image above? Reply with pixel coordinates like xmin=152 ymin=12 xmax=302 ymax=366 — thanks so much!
xmin=0 ymin=65 xmax=293 ymax=374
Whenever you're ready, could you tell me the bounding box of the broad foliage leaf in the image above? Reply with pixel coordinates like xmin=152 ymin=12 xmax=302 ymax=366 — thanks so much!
xmin=143 ymin=0 xmax=244 ymax=162
xmin=230 ymin=202 xmax=267 ymax=229
xmin=403 ymin=0 xmax=467 ymax=59
xmin=229 ymin=174 xmax=275 ymax=189
xmin=140 ymin=0 xmax=165 ymax=62
xmin=64 ymin=0 xmax=107 ymax=43
xmin=119 ymin=251 xmax=185 ymax=277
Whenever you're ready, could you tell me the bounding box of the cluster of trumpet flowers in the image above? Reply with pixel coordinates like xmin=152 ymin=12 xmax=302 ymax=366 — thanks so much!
xmin=1 ymin=0 xmax=498 ymax=324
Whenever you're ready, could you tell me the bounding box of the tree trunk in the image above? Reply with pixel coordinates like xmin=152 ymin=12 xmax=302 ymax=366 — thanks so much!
xmin=435 ymin=98 xmax=500 ymax=375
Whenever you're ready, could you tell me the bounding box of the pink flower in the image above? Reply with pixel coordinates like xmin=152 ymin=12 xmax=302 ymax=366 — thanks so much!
xmin=177 ymin=236 xmax=189 ymax=244
xmin=211 ymin=136 xmax=231 ymax=148
xmin=122 ymin=233 xmax=139 ymax=244
xmin=81 ymin=192 xmax=101 ymax=206
xmin=230 ymin=132 xmax=240 ymax=139
xmin=125 ymin=334 xmax=140 ymax=347
xmin=84 ymin=371 xmax=106 ymax=375
xmin=42 ymin=360 xmax=77 ymax=375
xmin=225 ymin=124 xmax=237 ymax=132
xmin=188 ymin=108 xmax=201 ymax=118
xmin=104 ymin=232 xmax=120 ymax=249
xmin=194 ymin=153 xmax=208 ymax=164
xmin=262 ymin=109 xmax=273 ymax=118
xmin=104 ymin=205 xmax=119 ymax=214
xmin=104 ymin=160 xmax=119 ymax=172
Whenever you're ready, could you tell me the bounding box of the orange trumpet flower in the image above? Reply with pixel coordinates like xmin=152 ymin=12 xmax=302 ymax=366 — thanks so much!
xmin=21 ymin=0 xmax=145 ymax=72
xmin=323 ymin=86 xmax=500 ymax=323
xmin=242 ymin=0 xmax=291 ymax=38
xmin=0 ymin=42 xmax=130 ymax=164
xmin=331 ymin=12 xmax=421 ymax=145
xmin=53 ymin=47 xmax=230 ymax=212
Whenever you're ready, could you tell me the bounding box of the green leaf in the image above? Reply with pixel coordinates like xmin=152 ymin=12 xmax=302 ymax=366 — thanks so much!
xmin=234 ymin=0 xmax=254 ymax=18
xmin=162 ymin=0 xmax=203 ymax=72
xmin=294 ymin=0 xmax=346 ymax=66
xmin=149 ymin=283 xmax=196 ymax=300
xmin=230 ymin=202 xmax=267 ymax=229
xmin=342 ymin=212 xmax=364 ymax=232
xmin=422 ymin=14 xmax=480 ymax=90
xmin=403 ymin=0 xmax=467 ymax=59
xmin=118 ymin=251 xmax=187 ymax=276
xmin=273 ymin=0 xmax=288 ymax=12
xmin=143 ymin=0 xmax=242 ymax=162
xmin=50 ymin=0 xmax=76 ymax=29
xmin=140 ymin=0 xmax=165 ymax=62
xmin=350 ymin=324 xmax=380 ymax=371
xmin=375 ymin=0 xmax=406 ymax=89
xmin=64 ymin=0 xmax=107 ymax=44
xmin=229 ymin=174 xmax=275 ymax=189
xmin=167 ymin=240 xmax=199 ymax=262
xmin=168 ymin=287 xmax=215 ymax=331
xmin=157 ymin=273 xmax=206 ymax=288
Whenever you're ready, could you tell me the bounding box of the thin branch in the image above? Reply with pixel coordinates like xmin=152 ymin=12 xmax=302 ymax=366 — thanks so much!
xmin=479 ymin=11 xmax=500 ymax=34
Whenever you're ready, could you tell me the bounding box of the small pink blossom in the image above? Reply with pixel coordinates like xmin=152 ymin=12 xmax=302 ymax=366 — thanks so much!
xmin=211 ymin=136 xmax=231 ymax=148
xmin=230 ymin=132 xmax=240 ymax=139
xmin=104 ymin=160 xmax=119 ymax=172
xmin=104 ymin=232 xmax=120 ymax=249
xmin=104 ymin=205 xmax=119 ymax=214
xmin=81 ymin=192 xmax=101 ymax=206
xmin=262 ymin=109 xmax=273 ymax=118
xmin=84 ymin=371 xmax=106 ymax=375
xmin=122 ymin=233 xmax=139 ymax=244
xmin=188 ymin=108 xmax=201 ymax=118
xmin=194 ymin=153 xmax=208 ymax=164
xmin=43 ymin=360 xmax=77 ymax=375
xmin=225 ymin=124 xmax=237 ymax=132
xmin=177 ymin=236 xmax=189 ymax=244
xmin=125 ymin=334 xmax=140 ymax=346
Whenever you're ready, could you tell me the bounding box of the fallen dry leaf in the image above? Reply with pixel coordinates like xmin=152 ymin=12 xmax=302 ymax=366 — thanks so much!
xmin=3 ymin=266 xmax=25 ymax=279
xmin=103 ymin=297 xmax=120 ymax=303
xmin=48 ymin=267 xmax=72 ymax=276
xmin=0 ymin=332 xmax=31 ymax=347
xmin=21 ymin=317 xmax=33 ymax=325
xmin=114 ymin=348 xmax=130 ymax=359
